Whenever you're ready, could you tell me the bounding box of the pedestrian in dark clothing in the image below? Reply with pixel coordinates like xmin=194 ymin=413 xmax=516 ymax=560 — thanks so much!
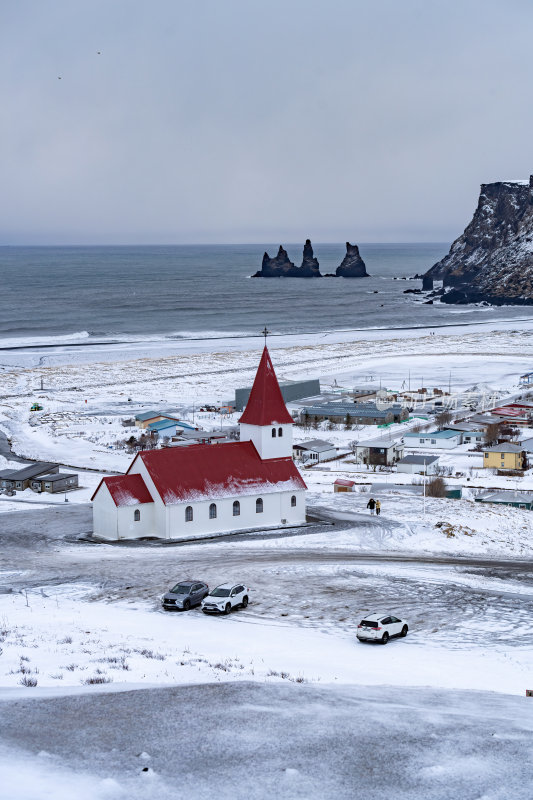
xmin=375 ymin=499 xmax=381 ymax=516
xmin=367 ymin=497 xmax=376 ymax=515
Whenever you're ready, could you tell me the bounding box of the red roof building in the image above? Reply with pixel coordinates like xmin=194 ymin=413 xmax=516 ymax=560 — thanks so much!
xmin=92 ymin=346 xmax=307 ymax=540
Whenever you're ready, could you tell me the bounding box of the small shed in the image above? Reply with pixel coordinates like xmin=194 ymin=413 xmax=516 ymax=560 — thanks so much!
xmin=334 ymin=478 xmax=355 ymax=493
xmin=396 ymin=454 xmax=440 ymax=474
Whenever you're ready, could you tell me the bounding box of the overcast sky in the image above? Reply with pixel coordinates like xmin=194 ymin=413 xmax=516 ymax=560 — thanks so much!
xmin=1 ymin=0 xmax=533 ymax=244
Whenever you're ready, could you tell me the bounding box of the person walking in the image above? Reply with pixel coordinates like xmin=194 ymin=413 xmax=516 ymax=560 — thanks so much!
xmin=367 ymin=497 xmax=376 ymax=515
xmin=375 ymin=499 xmax=381 ymax=516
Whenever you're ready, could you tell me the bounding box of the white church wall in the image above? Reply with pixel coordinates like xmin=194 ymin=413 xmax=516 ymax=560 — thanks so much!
xmin=92 ymin=484 xmax=118 ymax=539
xmin=128 ymin=457 xmax=168 ymax=536
xmin=117 ymin=503 xmax=155 ymax=540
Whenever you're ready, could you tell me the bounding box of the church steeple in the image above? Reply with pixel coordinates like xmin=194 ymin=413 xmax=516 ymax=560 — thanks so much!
xmin=239 ymin=346 xmax=293 ymax=459
xmin=239 ymin=346 xmax=293 ymax=426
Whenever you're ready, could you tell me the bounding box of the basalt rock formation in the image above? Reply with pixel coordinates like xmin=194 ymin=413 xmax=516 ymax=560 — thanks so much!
xmin=299 ymin=239 xmax=321 ymax=277
xmin=425 ymin=176 xmax=533 ymax=305
xmin=252 ymin=241 xmax=321 ymax=277
xmin=252 ymin=239 xmax=369 ymax=278
xmin=335 ymin=242 xmax=368 ymax=277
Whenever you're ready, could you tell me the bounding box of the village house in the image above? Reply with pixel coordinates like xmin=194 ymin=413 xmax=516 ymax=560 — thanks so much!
xmin=92 ymin=347 xmax=307 ymax=540
xmin=403 ymin=430 xmax=461 ymax=449
xmin=482 ymin=443 xmax=525 ymax=470
xmin=0 ymin=462 xmax=59 ymax=491
xmin=352 ymin=438 xmax=404 ymax=466
xmin=292 ymin=439 xmax=337 ymax=464
xmin=475 ymin=491 xmax=533 ymax=510
xmin=333 ymin=478 xmax=356 ymax=492
xmin=30 ymin=473 xmax=79 ymax=493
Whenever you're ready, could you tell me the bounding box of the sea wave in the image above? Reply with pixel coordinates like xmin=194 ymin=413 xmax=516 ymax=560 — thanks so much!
xmin=0 ymin=330 xmax=91 ymax=349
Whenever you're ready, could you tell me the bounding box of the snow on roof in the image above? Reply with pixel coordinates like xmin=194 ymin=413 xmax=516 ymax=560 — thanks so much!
xmin=93 ymin=474 xmax=154 ymax=506
xmin=294 ymin=439 xmax=335 ymax=452
xmin=239 ymin=346 xmax=293 ymax=426
xmin=135 ymin=411 xmax=161 ymax=421
xmin=484 ymin=443 xmax=523 ymax=453
xmin=404 ymin=430 xmax=459 ymax=439
xmin=131 ymin=441 xmax=306 ymax=504
xmin=334 ymin=478 xmax=355 ymax=486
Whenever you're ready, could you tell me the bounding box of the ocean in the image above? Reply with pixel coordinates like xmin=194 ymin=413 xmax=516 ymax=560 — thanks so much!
xmin=1 ymin=243 xmax=532 ymax=346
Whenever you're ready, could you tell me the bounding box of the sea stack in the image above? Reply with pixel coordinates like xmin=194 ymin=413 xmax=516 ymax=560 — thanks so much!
xmin=335 ymin=242 xmax=368 ymax=277
xmin=299 ymin=239 xmax=321 ymax=277
xmin=424 ymin=176 xmax=533 ymax=305
xmin=252 ymin=241 xmax=321 ymax=277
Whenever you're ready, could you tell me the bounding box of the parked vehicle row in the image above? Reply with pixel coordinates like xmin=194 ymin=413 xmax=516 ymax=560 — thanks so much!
xmin=162 ymin=580 xmax=249 ymax=615
xmin=161 ymin=583 xmax=408 ymax=642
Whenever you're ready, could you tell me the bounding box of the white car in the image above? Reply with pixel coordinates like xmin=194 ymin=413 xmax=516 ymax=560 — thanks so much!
xmin=201 ymin=583 xmax=249 ymax=615
xmin=356 ymin=614 xmax=408 ymax=644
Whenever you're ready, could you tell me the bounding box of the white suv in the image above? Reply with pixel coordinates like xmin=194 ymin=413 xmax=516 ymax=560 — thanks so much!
xmin=201 ymin=583 xmax=249 ymax=615
xmin=356 ymin=614 xmax=408 ymax=644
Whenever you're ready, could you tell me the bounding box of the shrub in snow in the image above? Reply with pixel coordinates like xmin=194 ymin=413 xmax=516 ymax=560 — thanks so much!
xmin=19 ymin=675 xmax=37 ymax=687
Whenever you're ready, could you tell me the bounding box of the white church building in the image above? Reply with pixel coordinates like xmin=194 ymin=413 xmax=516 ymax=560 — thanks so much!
xmin=91 ymin=347 xmax=307 ymax=540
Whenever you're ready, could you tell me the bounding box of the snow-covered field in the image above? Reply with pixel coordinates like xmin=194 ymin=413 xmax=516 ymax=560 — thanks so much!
xmin=2 ymin=321 xmax=533 ymax=798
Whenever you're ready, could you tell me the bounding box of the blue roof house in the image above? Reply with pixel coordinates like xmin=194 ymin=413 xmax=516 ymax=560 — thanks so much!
xmin=403 ymin=430 xmax=461 ymax=450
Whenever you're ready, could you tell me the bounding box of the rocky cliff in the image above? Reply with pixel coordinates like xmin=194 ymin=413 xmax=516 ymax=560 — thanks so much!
xmin=335 ymin=242 xmax=368 ymax=278
xmin=425 ymin=177 xmax=533 ymax=304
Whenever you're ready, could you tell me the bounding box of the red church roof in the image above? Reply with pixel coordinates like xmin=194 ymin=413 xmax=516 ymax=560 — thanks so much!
xmin=128 ymin=441 xmax=306 ymax=504
xmin=92 ymin=473 xmax=154 ymax=506
xmin=239 ymin=346 xmax=293 ymax=426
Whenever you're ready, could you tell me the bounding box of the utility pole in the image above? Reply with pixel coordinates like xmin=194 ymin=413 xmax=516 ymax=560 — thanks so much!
xmin=423 ymin=459 xmax=427 ymax=517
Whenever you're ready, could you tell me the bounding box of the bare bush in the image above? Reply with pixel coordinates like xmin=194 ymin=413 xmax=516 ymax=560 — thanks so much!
xmin=82 ymin=675 xmax=113 ymax=685
xmin=19 ymin=675 xmax=38 ymax=687
xmin=426 ymin=477 xmax=447 ymax=498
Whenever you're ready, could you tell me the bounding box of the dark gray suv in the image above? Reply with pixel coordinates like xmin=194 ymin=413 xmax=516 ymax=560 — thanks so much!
xmin=162 ymin=581 xmax=209 ymax=611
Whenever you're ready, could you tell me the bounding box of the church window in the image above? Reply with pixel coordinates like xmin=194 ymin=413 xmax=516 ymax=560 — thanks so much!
xmin=256 ymin=498 xmax=263 ymax=513
xmin=185 ymin=506 xmax=193 ymax=522
xmin=134 ymin=509 xmax=140 ymax=522
xmin=291 ymin=495 xmax=297 ymax=507
xmin=278 ymin=427 xmax=283 ymax=437
xmin=209 ymin=503 xmax=217 ymax=519
xmin=271 ymin=428 xmax=276 ymax=438
xmin=233 ymin=500 xmax=240 ymax=516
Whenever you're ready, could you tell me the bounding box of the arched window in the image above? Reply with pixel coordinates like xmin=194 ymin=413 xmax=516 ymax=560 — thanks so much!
xmin=209 ymin=503 xmax=217 ymax=519
xmin=278 ymin=427 xmax=283 ymax=437
xmin=134 ymin=509 xmax=140 ymax=522
xmin=233 ymin=500 xmax=240 ymax=516
xmin=291 ymin=495 xmax=297 ymax=507
xmin=271 ymin=428 xmax=277 ymax=438
xmin=185 ymin=506 xmax=193 ymax=522
xmin=256 ymin=497 xmax=263 ymax=513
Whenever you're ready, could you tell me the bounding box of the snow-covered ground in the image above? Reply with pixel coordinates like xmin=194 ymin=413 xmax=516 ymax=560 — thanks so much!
xmin=2 ymin=320 xmax=533 ymax=798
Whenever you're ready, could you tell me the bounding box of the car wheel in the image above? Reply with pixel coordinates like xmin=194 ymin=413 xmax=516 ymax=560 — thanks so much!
xmin=381 ymin=632 xmax=389 ymax=645
xmin=183 ymin=600 xmax=191 ymax=611
xmin=224 ymin=603 xmax=231 ymax=615
xmin=242 ymin=596 xmax=248 ymax=608
xmin=401 ymin=625 xmax=408 ymax=637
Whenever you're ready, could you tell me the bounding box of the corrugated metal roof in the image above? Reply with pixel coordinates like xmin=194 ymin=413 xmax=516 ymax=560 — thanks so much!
xmin=398 ymin=454 xmax=439 ymax=465
xmin=294 ymin=439 xmax=335 ymax=452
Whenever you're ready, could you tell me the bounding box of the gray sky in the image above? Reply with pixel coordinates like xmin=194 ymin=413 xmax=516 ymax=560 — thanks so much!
xmin=1 ymin=0 xmax=533 ymax=244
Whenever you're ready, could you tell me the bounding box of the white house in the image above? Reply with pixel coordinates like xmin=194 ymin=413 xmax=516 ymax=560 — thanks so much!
xmin=292 ymin=439 xmax=337 ymax=463
xmin=396 ymin=454 xmax=440 ymax=475
xmin=92 ymin=347 xmax=307 ymax=540
xmin=403 ymin=430 xmax=461 ymax=450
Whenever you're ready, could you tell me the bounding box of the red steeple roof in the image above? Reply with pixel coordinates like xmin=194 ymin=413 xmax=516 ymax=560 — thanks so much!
xmin=239 ymin=346 xmax=293 ymax=426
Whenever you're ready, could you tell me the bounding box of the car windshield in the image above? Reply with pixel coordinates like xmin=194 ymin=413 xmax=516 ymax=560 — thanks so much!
xmin=211 ymin=587 xmax=231 ymax=597
xmin=170 ymin=584 xmax=191 ymax=594
xmin=360 ymin=620 xmax=379 ymax=628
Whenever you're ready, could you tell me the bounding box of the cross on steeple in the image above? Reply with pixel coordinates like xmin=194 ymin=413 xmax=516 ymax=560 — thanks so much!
xmin=262 ymin=326 xmax=270 ymax=346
